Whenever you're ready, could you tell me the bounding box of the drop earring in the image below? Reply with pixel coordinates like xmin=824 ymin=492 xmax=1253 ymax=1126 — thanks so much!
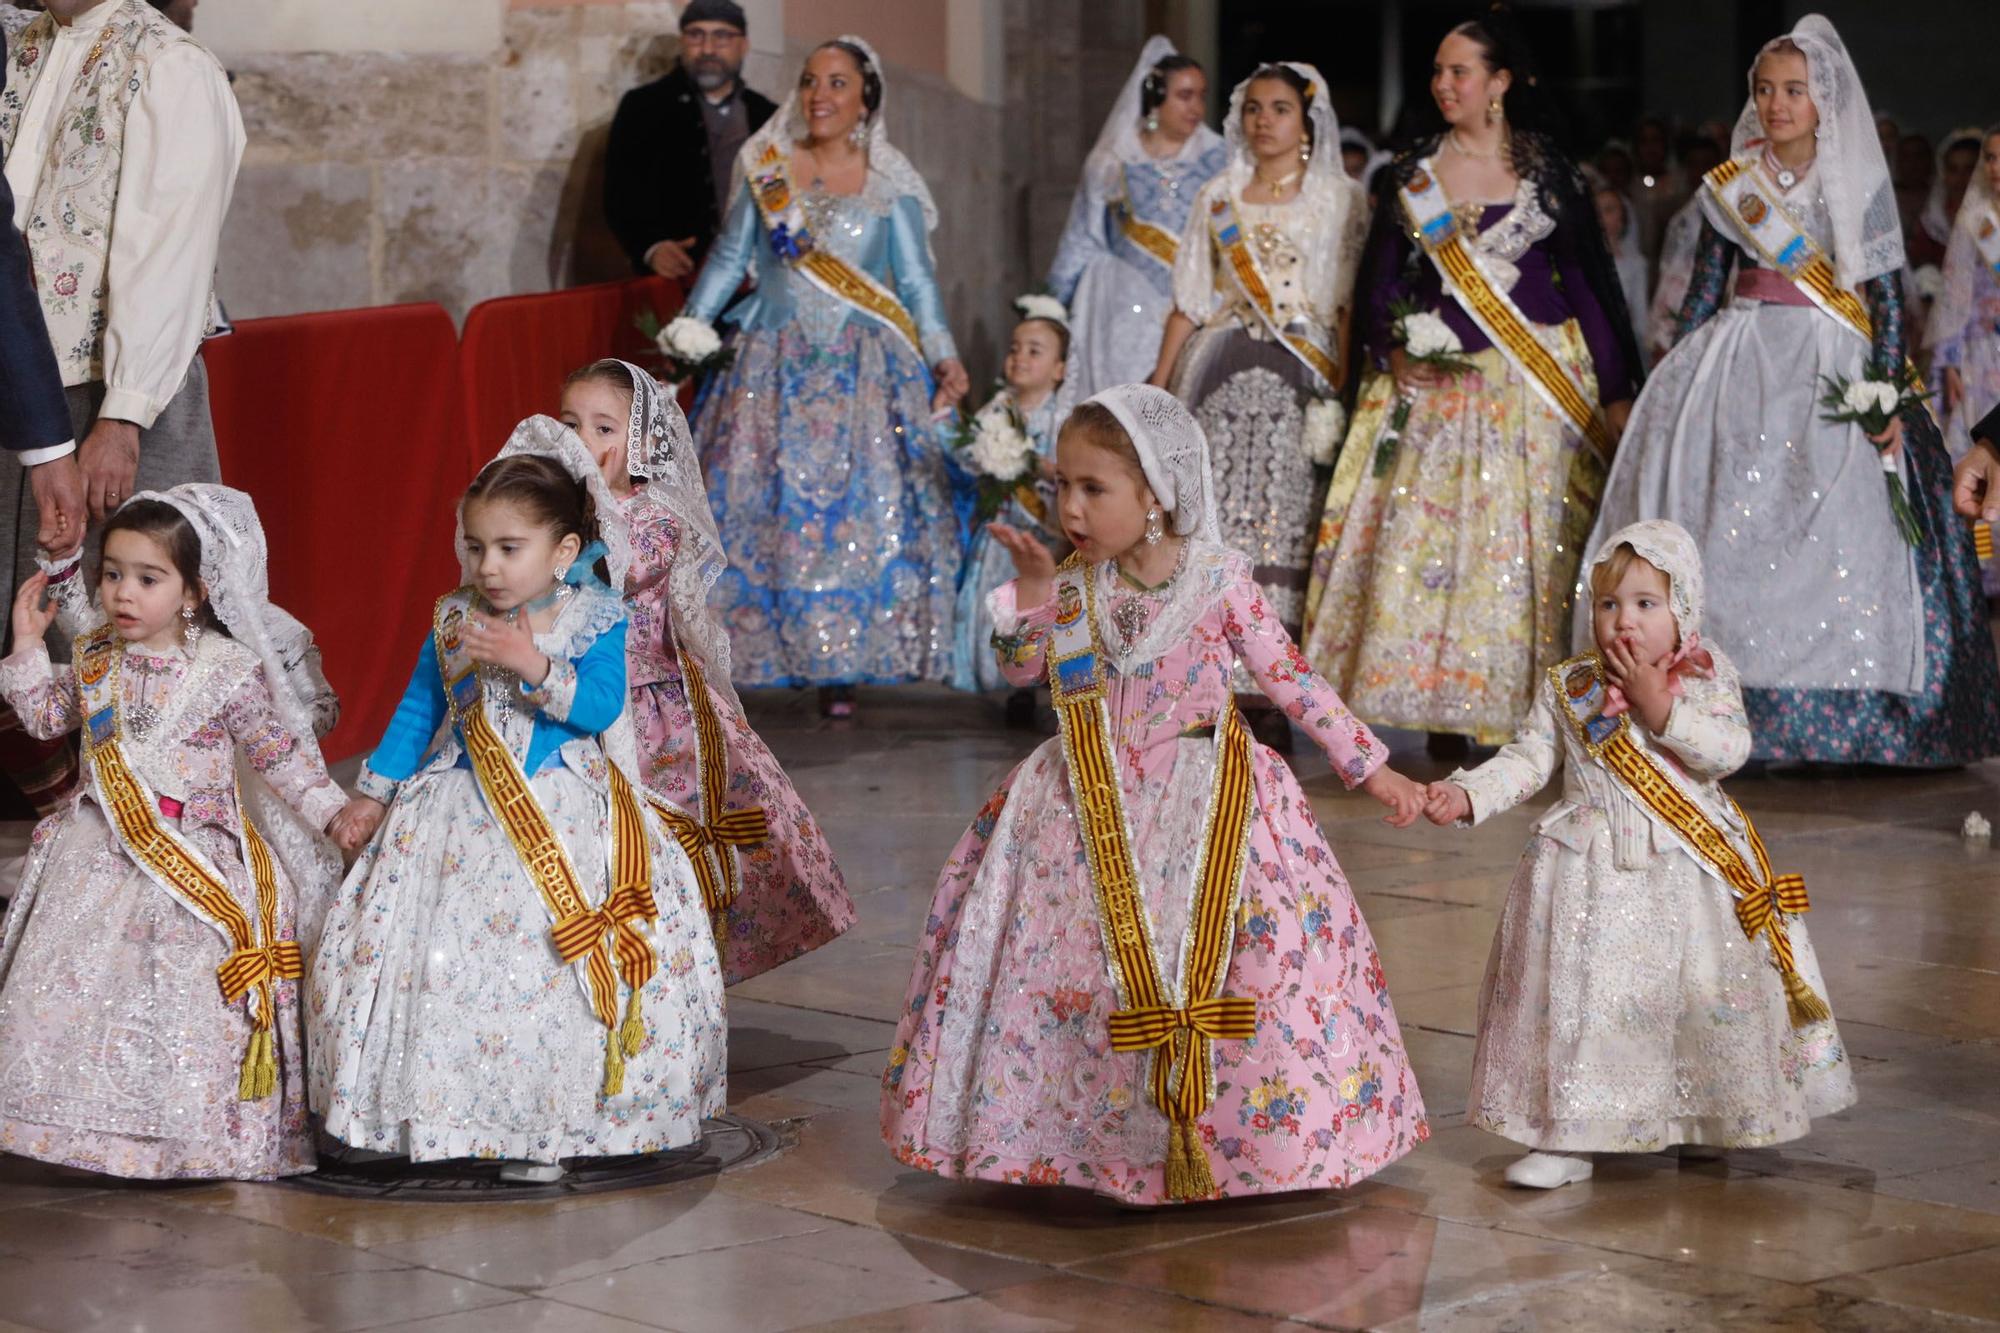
xmin=1144 ymin=111 xmax=1160 ymax=133
xmin=181 ymin=606 xmax=198 ymax=653
xmin=1144 ymin=507 xmax=1164 ymax=545
xmin=849 ymin=117 xmax=868 ymax=148
xmin=1488 ymin=95 xmax=1502 ymax=126
xmin=1299 ymin=139 xmax=1312 ymax=166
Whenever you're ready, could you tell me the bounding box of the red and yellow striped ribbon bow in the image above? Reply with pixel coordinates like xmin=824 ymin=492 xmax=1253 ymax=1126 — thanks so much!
xmin=1109 ymin=997 xmax=1261 ymax=1122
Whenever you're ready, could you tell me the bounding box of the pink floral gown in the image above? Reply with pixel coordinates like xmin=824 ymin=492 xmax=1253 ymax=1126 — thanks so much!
xmin=881 ymin=544 xmax=1428 ymax=1203
xmin=0 ymin=637 xmax=343 ymax=1179
xmin=621 ymin=490 xmax=854 ymax=984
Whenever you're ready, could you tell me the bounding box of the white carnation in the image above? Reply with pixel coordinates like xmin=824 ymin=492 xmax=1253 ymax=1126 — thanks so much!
xmin=1302 ymin=398 xmax=1347 ymax=466
xmin=965 ymin=405 xmax=1035 ymax=480
xmin=1013 ymin=294 xmax=1069 ymax=327
xmin=1913 ymin=264 xmax=1944 ymax=302
xmin=1842 ymin=379 xmax=1900 ymax=418
xmin=1401 ymin=311 xmax=1462 ymax=358
xmin=1963 ymin=810 xmax=1992 ymax=842
xmin=661 ymin=316 xmax=721 ymax=361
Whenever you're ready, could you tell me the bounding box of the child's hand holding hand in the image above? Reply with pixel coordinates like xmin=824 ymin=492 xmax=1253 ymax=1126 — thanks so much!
xmin=9 ymin=573 xmax=53 ymax=648
xmin=990 ymin=523 xmax=1057 ymax=611
xmin=1361 ymin=765 xmax=1427 ymax=828
xmin=465 ymin=612 xmax=549 ymax=685
xmin=330 ymin=795 xmax=387 ymax=852
xmin=1423 ymin=781 xmax=1473 ymax=826
xmin=1603 ymin=633 xmax=1673 ymax=732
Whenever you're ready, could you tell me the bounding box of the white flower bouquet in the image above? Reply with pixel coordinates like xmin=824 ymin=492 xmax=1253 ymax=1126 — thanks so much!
xmin=955 ymin=393 xmax=1041 ymax=524
xmin=1302 ymin=398 xmax=1347 ymax=466
xmin=1818 ymin=370 xmax=1929 ymax=547
xmin=631 ymin=310 xmax=735 ymax=384
xmin=1374 ymin=302 xmax=1476 ymax=477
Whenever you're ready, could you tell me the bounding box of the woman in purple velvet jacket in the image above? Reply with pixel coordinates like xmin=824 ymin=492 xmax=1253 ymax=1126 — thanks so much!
xmin=1300 ymin=15 xmax=1639 ymax=748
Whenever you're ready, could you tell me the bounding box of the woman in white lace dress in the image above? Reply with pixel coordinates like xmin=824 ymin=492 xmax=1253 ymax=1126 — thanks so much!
xmin=1149 ymin=62 xmax=1366 ymax=661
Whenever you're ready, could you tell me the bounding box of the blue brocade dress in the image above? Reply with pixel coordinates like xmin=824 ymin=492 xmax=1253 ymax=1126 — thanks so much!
xmin=947 ymin=390 xmax=1063 ymax=692
xmin=684 ymin=172 xmax=963 ymax=689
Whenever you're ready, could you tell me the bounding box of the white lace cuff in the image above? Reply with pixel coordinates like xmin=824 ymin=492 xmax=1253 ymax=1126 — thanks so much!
xmin=355 ymin=764 xmax=401 ymax=804
xmin=522 ymin=657 xmax=578 ymax=721
xmin=298 ymin=780 xmax=347 ymax=833
xmin=1444 ymin=766 xmax=1483 ymax=828
xmin=0 ymin=640 xmax=53 ymax=701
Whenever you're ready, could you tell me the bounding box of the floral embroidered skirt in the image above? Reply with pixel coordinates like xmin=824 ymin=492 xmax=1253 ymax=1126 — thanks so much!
xmin=309 ymin=762 xmax=728 ymax=1162
xmin=0 ymin=803 xmax=315 ymax=1179
xmin=692 ymin=322 xmax=962 ymax=688
xmin=1301 ymin=324 xmax=1602 ymax=742
xmin=882 ymin=734 xmax=1428 ymax=1204
xmin=631 ymin=669 xmax=855 ymax=985
xmin=1471 ymin=830 xmax=1854 ymax=1151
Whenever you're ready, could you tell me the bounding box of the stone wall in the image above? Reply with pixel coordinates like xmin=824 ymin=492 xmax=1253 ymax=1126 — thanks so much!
xmin=211 ymin=0 xmax=1151 ymax=386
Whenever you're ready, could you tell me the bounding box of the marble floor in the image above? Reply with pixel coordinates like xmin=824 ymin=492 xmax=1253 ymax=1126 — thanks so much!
xmin=3 ymin=685 xmax=2000 ymax=1331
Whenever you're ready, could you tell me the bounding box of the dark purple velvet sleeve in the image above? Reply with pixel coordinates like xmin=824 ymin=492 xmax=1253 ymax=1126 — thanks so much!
xmin=1548 ymin=215 xmax=1635 ymax=404
xmin=1360 ymin=207 xmax=1416 ymax=371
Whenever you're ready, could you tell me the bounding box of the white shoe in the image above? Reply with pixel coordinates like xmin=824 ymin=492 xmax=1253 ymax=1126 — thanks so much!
xmin=497 ymin=1160 xmax=566 ymax=1184
xmin=1504 ymin=1150 xmax=1594 ymax=1189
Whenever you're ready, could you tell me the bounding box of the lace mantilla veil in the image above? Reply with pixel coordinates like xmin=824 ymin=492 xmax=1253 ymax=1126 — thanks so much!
xmin=609 ymin=359 xmax=740 ymax=714
xmin=1718 ymin=14 xmax=1905 ymax=289
xmin=728 ymin=33 xmax=939 ymax=233
xmin=1220 ymin=61 xmax=1364 ymax=232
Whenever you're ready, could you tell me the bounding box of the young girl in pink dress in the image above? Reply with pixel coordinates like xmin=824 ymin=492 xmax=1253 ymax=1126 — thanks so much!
xmin=561 ymin=361 xmax=854 ymax=982
xmin=882 ymin=385 xmax=1430 ymax=1205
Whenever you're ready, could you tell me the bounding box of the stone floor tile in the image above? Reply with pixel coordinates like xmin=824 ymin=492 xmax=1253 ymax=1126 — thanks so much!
xmin=799 ymin=1273 xmax=1314 ymax=1331
xmin=727 ymin=1063 xmax=885 ymax=1115
xmin=1379 ymin=982 xmax=1482 ymax=1038
xmin=723 ymin=998 xmax=898 ymax=1073
xmin=369 ymin=1300 xmax=666 ymax=1332
xmin=372 ymin=1189 xmax=831 ymax=1289
xmin=1871 ymin=1158 xmax=2000 ymax=1215
xmin=1816 ymin=1244 xmax=2000 ymax=1323
xmin=1074 ymin=1206 xmax=1641 ymax=1329
xmin=537 ymin=1221 xmax=1043 ymax=1333
xmin=1497 ymin=1173 xmax=2000 ymax=1283
xmin=726 ymin=942 xmax=918 ymax=1018
xmin=1723 ymin=1098 xmax=2000 ymax=1189
xmin=1855 ymin=1036 xmax=2000 ymax=1126
xmin=160 ymin=1178 xmax=644 ymax=1249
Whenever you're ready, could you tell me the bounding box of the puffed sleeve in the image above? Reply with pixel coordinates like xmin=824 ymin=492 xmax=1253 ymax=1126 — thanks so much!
xmin=522 ymin=620 xmax=628 ymax=734
xmin=1171 ymin=183 xmax=1219 ymax=322
xmin=1221 ymin=569 xmax=1387 ymax=789
xmin=0 ymin=642 xmax=79 ymax=740
xmin=885 ymin=193 xmax=959 ymax=365
xmin=987 ymin=580 xmax=1059 ymax=686
xmin=358 ymin=636 xmax=448 ymax=795
xmin=224 ymin=669 xmax=345 ymax=832
xmin=1046 ymin=164 xmax=1112 ymax=305
xmin=682 ymin=179 xmax=761 ymax=326
xmin=1654 ymin=656 xmax=1752 ymax=782
xmin=1449 ymin=683 xmax=1562 ymax=824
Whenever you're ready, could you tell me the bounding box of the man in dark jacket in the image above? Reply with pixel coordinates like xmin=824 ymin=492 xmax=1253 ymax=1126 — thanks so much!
xmin=604 ymin=0 xmax=775 ymax=281
xmin=0 ymin=29 xmax=83 ymax=562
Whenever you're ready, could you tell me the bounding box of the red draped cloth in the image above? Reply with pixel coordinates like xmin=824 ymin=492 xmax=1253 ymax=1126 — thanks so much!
xmin=203 ymin=304 xmax=471 ymax=761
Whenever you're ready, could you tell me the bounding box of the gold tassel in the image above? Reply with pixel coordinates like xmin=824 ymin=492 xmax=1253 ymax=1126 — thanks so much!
xmin=601 ymin=1024 xmax=626 ymax=1097
xmin=1164 ymin=1121 xmax=1215 ymax=1201
xmin=1782 ymin=970 xmax=1831 ymax=1028
xmin=237 ymin=1028 xmax=276 ymax=1102
xmin=619 ymin=988 xmax=646 ymax=1058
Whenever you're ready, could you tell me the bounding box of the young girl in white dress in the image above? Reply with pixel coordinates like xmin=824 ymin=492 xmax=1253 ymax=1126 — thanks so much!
xmin=0 ymin=485 xmax=344 ymax=1179
xmin=1424 ymin=520 xmax=1854 ymax=1188
xmin=310 ymin=418 xmax=726 ymax=1183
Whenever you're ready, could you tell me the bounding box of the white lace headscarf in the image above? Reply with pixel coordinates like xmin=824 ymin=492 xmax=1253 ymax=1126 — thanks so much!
xmin=601 ymin=359 xmax=740 ymax=713
xmin=122 ymin=483 xmax=333 ymax=744
xmin=1728 ymin=15 xmax=1904 ymax=288
xmin=1080 ymin=35 xmax=1222 ymax=196
xmin=1921 ymin=125 xmax=1987 ymax=247
xmin=1087 ymin=383 xmax=1218 ymax=542
xmin=459 ymin=416 xmax=632 ymax=593
xmin=1926 ymin=126 xmax=2000 ymax=354
xmin=1223 ymin=61 xmax=1352 ymax=207
xmin=730 ymin=33 xmax=938 ymax=232
xmin=1587 ymin=518 xmax=1705 ymax=646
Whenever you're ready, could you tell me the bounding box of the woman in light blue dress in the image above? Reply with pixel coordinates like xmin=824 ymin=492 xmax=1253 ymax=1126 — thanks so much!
xmin=673 ymin=36 xmax=968 ymax=717
xmin=1046 ymin=36 xmax=1227 ymax=403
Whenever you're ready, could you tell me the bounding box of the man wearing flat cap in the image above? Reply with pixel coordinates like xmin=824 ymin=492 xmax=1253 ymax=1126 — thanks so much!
xmin=605 ymin=0 xmax=775 ymax=282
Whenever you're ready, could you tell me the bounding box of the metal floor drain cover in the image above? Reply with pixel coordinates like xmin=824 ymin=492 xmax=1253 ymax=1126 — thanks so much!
xmin=284 ymin=1114 xmax=780 ymax=1201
